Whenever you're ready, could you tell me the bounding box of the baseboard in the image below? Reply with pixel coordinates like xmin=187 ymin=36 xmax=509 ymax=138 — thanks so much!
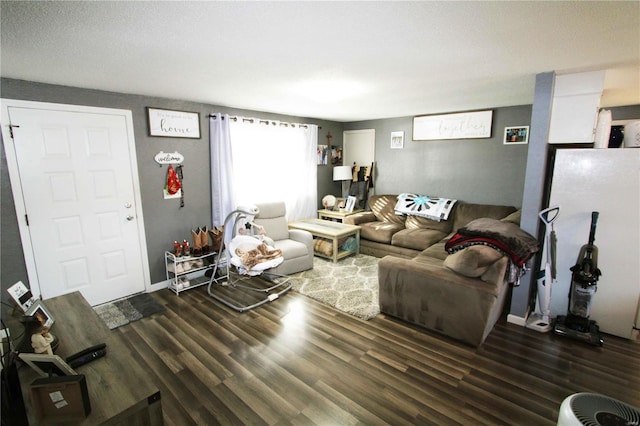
xmin=148 ymin=280 xmax=169 ymax=293
xmin=507 ymin=313 xmax=527 ymax=327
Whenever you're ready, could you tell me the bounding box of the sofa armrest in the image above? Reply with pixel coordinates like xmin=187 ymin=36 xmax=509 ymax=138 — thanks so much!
xmin=343 ymin=211 xmax=376 ymax=225
xmin=378 ymin=255 xmax=509 ymax=346
xmin=380 ymin=255 xmax=507 ymax=295
xmin=288 ymin=229 xmax=314 ymax=252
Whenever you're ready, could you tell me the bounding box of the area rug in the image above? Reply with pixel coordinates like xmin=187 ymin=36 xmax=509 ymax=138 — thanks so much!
xmin=291 ymin=254 xmax=380 ymax=320
xmin=94 ymin=293 xmax=165 ymax=330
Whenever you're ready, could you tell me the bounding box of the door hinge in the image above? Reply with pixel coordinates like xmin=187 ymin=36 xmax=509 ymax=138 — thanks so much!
xmin=25 ymin=214 xmax=29 ymax=226
xmin=8 ymin=124 xmax=20 ymax=139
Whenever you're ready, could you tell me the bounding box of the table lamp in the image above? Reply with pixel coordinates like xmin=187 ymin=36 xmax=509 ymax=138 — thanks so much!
xmin=333 ymin=165 xmax=352 ymax=198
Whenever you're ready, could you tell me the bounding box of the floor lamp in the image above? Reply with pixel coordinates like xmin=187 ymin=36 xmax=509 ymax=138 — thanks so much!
xmin=333 ymin=165 xmax=352 ymax=198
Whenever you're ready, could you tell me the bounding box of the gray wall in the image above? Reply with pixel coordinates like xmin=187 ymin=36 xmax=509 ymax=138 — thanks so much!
xmin=0 ymin=78 xmax=343 ymax=304
xmin=344 ymin=105 xmax=532 ymax=207
xmin=3 ymin=78 xmax=637 ymax=328
xmin=0 ymin=78 xmax=533 ymax=315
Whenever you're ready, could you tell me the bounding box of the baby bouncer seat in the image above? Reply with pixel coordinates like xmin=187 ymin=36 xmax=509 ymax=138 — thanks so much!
xmin=207 ymin=205 xmax=292 ymax=312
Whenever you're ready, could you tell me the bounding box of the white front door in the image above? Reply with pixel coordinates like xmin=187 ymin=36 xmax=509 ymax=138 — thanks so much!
xmin=1 ymin=100 xmax=150 ymax=306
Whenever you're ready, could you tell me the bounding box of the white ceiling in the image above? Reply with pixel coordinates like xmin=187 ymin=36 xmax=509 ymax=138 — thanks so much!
xmin=1 ymin=1 xmax=639 ymax=122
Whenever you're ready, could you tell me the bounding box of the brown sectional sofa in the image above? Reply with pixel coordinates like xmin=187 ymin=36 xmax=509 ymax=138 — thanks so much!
xmin=343 ymin=194 xmax=521 ymax=346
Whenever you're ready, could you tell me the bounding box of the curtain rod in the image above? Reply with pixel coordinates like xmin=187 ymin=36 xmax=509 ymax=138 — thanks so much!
xmin=209 ymin=114 xmax=320 ymax=129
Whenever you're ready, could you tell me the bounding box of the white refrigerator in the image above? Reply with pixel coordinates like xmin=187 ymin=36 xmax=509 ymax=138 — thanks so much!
xmin=548 ymin=148 xmax=640 ymax=340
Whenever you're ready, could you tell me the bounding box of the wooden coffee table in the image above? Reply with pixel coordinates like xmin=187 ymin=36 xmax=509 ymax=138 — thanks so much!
xmin=288 ymin=218 xmax=360 ymax=263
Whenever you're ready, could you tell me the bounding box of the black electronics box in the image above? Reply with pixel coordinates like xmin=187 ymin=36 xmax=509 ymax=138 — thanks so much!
xmin=30 ymin=374 xmax=91 ymax=423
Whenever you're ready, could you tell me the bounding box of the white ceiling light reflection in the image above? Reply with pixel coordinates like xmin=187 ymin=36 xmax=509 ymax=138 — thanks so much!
xmin=291 ymin=78 xmax=366 ymax=103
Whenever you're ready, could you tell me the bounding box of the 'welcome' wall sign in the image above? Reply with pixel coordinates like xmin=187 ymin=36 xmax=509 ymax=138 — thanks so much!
xmin=147 ymin=107 xmax=201 ymax=139
xmin=413 ymin=110 xmax=493 ymax=141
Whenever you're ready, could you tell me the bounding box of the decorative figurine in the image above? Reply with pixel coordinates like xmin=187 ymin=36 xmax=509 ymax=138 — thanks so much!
xmin=31 ymin=325 xmax=54 ymax=355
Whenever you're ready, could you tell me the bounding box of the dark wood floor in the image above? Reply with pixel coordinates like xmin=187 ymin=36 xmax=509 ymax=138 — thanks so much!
xmin=113 ymin=285 xmax=640 ymax=425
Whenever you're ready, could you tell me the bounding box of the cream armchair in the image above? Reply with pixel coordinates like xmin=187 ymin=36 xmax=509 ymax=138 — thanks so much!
xmin=253 ymin=202 xmax=314 ymax=275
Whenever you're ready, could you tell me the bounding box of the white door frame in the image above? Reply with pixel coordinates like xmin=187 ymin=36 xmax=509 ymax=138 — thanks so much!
xmin=1 ymin=99 xmax=151 ymax=299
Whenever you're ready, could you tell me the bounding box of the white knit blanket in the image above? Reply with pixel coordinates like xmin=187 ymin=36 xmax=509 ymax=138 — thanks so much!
xmin=394 ymin=193 xmax=457 ymax=222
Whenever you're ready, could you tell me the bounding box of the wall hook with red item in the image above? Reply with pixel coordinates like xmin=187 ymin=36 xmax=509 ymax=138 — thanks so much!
xmin=162 ymin=164 xmax=185 ymax=207
xmin=156 ymin=151 xmax=185 ymax=206
xmin=166 ymin=164 xmax=181 ymax=193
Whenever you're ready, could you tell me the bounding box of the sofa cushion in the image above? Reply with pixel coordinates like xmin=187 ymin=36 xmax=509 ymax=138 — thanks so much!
xmin=360 ymin=222 xmax=405 ymax=244
xmin=419 ymin=232 xmax=456 ymax=260
xmin=405 ymin=214 xmax=454 ymax=233
xmin=391 ymin=228 xmax=448 ymax=251
xmin=443 ymin=246 xmax=504 ymax=278
xmin=343 ymin=211 xmax=376 ymax=226
xmin=369 ymin=194 xmax=406 ymax=225
xmin=452 ymin=203 xmax=517 ymax=231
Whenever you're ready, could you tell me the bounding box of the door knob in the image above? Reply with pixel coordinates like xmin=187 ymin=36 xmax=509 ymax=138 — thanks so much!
xmin=126 ymin=215 xmax=134 ymax=221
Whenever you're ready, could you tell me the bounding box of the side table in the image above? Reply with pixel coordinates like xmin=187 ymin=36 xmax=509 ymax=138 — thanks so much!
xmin=318 ymin=208 xmax=363 ymax=223
xmin=8 ymin=292 xmax=163 ymax=425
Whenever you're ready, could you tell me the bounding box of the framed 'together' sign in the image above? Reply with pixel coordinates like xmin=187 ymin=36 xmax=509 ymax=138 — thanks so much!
xmin=413 ymin=110 xmax=493 ymax=141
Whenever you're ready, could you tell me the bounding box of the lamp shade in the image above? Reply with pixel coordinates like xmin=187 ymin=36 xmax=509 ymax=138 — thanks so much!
xmin=333 ymin=165 xmax=352 ymax=181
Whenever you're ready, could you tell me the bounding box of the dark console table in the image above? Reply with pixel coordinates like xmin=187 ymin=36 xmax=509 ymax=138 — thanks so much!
xmin=11 ymin=291 xmax=163 ymax=425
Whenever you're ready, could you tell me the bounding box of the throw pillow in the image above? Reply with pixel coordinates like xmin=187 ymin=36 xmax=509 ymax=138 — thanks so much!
xmin=443 ymin=246 xmax=504 ymax=278
xmin=501 ymin=210 xmax=522 ymax=225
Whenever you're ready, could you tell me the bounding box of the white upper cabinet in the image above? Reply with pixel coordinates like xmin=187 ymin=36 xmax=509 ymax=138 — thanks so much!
xmin=548 ymin=70 xmax=605 ymax=144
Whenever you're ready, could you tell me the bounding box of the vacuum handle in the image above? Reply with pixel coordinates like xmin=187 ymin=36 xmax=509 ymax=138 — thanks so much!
xmin=539 ymin=205 xmax=560 ymax=225
xmin=588 ymin=211 xmax=599 ymax=245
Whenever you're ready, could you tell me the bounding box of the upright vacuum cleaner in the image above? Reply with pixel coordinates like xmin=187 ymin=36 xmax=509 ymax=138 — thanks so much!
xmin=553 ymin=211 xmax=604 ymax=346
xmin=526 ymin=206 xmax=560 ymax=333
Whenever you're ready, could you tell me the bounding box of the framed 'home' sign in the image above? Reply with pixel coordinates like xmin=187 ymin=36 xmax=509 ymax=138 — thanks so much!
xmin=147 ymin=107 xmax=201 ymax=139
xmin=413 ymin=110 xmax=493 ymax=140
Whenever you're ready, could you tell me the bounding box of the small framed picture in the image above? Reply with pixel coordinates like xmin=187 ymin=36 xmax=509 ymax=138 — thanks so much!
xmin=336 ymin=197 xmax=346 ymax=210
xmin=345 ymin=196 xmax=357 ymax=213
xmin=390 ymin=131 xmax=404 ymax=149
xmin=7 ymin=281 xmax=36 ymax=312
xmin=317 ymin=144 xmax=328 ymax=165
xmin=504 ymin=126 xmax=529 ymax=145
xmin=26 ymin=300 xmax=55 ymax=329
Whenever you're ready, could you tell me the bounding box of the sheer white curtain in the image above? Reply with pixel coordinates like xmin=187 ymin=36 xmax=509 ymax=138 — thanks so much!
xmin=209 ymin=114 xmax=236 ymax=226
xmin=210 ymin=115 xmax=318 ymax=223
xmin=229 ymin=119 xmax=317 ymax=221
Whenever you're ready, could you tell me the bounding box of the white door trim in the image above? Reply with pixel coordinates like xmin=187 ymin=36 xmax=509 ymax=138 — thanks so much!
xmin=1 ymin=99 xmax=151 ymax=299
